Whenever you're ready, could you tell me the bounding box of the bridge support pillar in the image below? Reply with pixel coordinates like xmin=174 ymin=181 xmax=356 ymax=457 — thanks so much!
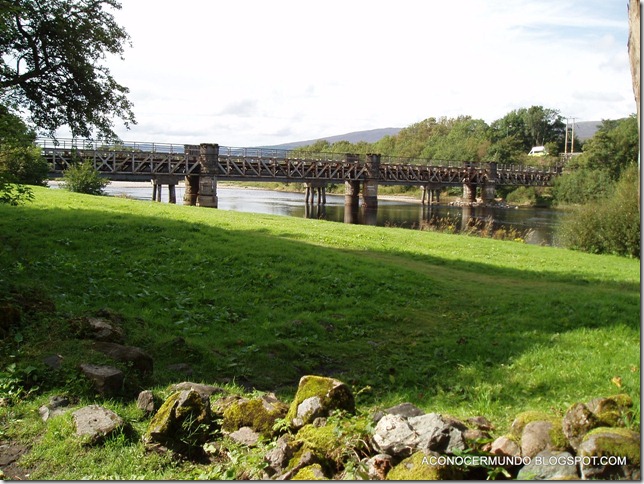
xmin=362 ymin=154 xmax=380 ymax=208
xmin=345 ymin=180 xmax=360 ymax=208
xmin=422 ymin=185 xmax=441 ymax=205
xmin=480 ymin=182 xmax=496 ymax=204
xmin=462 ymin=183 xmax=476 ymax=205
xmin=152 ymin=176 xmax=178 ymax=203
xmin=197 ymin=176 xmax=218 ymax=208
xmin=305 ymin=181 xmax=326 ymax=205
xmin=183 ymin=176 xmax=199 ymax=205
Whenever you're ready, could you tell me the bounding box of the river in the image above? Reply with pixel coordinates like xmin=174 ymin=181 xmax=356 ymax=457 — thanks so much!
xmin=51 ymin=181 xmax=567 ymax=247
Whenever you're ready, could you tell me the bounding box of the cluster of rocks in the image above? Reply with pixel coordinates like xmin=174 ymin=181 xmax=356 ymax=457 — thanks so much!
xmin=38 ymin=373 xmax=640 ymax=480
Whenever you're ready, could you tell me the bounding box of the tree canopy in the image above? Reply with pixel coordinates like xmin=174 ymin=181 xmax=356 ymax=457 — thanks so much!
xmin=0 ymin=0 xmax=135 ymax=140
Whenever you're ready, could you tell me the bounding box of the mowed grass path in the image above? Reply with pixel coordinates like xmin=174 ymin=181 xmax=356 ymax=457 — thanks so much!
xmin=0 ymin=187 xmax=640 ymax=429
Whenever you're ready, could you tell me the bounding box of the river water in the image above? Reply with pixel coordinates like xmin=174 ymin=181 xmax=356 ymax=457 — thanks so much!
xmin=52 ymin=181 xmax=566 ymax=246
xmin=108 ymin=182 xmax=568 ymax=247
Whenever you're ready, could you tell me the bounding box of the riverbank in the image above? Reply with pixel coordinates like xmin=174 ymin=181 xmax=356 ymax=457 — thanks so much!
xmin=1 ymin=187 xmax=638 ymax=478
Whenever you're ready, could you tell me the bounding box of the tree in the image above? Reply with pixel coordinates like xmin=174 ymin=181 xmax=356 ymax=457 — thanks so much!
xmin=0 ymin=0 xmax=135 ymax=140
xmin=573 ymin=116 xmax=638 ymax=180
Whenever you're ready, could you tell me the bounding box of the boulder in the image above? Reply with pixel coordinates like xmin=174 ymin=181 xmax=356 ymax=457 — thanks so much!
xmin=521 ymin=420 xmax=555 ymax=459
xmin=92 ymin=341 xmax=153 ymax=374
xmin=136 ymin=390 xmax=155 ymax=414
xmin=578 ymin=427 xmax=640 ymax=480
xmin=562 ymin=402 xmax=599 ymax=451
xmin=372 ymin=412 xmax=466 ymax=458
xmin=143 ymin=389 xmax=213 ymax=455
xmin=79 ymin=364 xmax=124 ymax=396
xmin=86 ymin=317 xmax=125 ymax=343
xmin=365 ymin=453 xmax=394 ymax=480
xmin=222 ymin=393 xmax=288 ymax=437
xmin=72 ymin=405 xmax=124 ymax=445
xmin=490 ymin=435 xmax=521 ymax=458
xmin=264 ymin=434 xmax=299 ymax=477
xmin=229 ymin=426 xmax=261 ymax=447
xmin=516 ymin=450 xmax=579 ymax=480
xmin=286 ymin=375 xmax=355 ymax=429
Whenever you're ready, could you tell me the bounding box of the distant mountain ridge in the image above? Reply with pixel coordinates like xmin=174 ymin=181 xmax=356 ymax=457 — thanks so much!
xmin=259 ymin=127 xmax=402 ymax=150
xmin=259 ymin=121 xmax=602 ymax=150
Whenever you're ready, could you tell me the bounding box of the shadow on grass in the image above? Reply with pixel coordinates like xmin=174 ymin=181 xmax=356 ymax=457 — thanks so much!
xmin=0 ymin=200 xmax=639 ymax=425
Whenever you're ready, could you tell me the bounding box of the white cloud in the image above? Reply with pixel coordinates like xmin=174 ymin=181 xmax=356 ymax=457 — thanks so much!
xmin=93 ymin=0 xmax=635 ymax=146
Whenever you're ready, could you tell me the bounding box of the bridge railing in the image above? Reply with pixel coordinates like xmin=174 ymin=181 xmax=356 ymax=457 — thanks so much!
xmin=36 ymin=138 xmax=187 ymax=154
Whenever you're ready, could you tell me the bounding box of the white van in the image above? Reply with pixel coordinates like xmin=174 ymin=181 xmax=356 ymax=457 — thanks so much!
xmin=528 ymin=146 xmax=547 ymax=156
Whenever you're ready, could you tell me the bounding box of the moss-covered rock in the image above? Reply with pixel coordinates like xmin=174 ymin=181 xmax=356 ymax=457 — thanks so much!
xmin=386 ymin=451 xmax=463 ymax=480
xmin=579 ymin=427 xmax=641 ymax=480
xmin=586 ymin=394 xmax=634 ymax=427
xmin=286 ymin=375 xmax=355 ymax=428
xmin=143 ymin=389 xmax=213 ymax=455
xmin=292 ymin=463 xmax=328 ymax=480
xmin=221 ymin=393 xmax=287 ymax=437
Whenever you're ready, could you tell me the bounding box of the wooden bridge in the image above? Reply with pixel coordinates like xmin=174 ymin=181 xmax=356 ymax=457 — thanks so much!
xmin=40 ymin=139 xmax=562 ymax=208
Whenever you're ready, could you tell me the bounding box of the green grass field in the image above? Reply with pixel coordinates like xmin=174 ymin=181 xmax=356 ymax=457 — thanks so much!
xmin=0 ymin=187 xmax=639 ymax=479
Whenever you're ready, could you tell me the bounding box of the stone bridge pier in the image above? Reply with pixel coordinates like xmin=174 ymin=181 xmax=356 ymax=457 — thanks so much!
xmin=183 ymin=143 xmax=218 ymax=208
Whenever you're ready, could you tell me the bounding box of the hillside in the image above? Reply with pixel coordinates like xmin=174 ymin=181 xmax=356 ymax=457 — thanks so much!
xmin=259 ymin=121 xmax=602 ymax=151
xmin=259 ymin=127 xmax=401 ymax=150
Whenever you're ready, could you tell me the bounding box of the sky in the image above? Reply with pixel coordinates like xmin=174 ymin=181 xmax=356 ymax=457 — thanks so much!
xmin=94 ymin=0 xmax=636 ymax=147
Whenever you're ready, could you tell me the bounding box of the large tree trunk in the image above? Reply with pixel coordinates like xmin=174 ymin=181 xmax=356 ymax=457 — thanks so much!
xmin=627 ymin=0 xmax=640 ymax=209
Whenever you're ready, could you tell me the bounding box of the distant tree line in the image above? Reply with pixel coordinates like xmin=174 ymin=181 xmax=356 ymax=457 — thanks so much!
xmin=294 ymin=106 xmax=568 ymax=167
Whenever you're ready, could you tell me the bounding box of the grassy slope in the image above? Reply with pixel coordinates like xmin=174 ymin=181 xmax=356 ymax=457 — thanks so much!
xmin=0 ymin=187 xmax=640 ymax=477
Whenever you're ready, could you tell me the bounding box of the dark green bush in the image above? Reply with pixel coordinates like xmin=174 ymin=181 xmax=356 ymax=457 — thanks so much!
xmin=61 ymin=161 xmax=109 ymax=195
xmin=558 ymin=166 xmax=640 ymax=258
xmin=0 ymin=145 xmax=49 ymax=186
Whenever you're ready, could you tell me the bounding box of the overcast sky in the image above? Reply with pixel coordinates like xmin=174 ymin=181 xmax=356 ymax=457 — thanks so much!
xmin=99 ymin=0 xmax=635 ymax=146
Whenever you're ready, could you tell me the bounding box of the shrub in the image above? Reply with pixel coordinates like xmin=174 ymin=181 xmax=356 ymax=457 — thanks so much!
xmin=552 ymin=168 xmax=615 ymax=205
xmin=61 ymin=160 xmax=109 ymax=195
xmin=557 ymin=166 xmax=640 ymax=258
xmin=0 ymin=145 xmax=49 ymax=186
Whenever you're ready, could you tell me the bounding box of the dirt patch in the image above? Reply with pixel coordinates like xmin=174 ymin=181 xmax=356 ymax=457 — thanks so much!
xmin=0 ymin=441 xmax=32 ymax=479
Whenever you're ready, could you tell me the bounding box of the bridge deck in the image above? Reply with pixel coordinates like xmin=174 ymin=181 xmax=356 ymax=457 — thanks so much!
xmin=40 ymin=139 xmax=560 ymax=187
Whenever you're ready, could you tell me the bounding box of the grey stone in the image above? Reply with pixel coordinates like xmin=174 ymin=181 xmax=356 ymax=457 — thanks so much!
xmin=136 ymin=390 xmax=155 ymax=414
xmin=490 ymin=435 xmax=521 ymax=457
xmin=411 ymin=413 xmax=467 ymax=454
xmin=79 ymin=364 xmax=124 ymax=396
xmin=520 ymin=420 xmax=553 ymax=459
xmin=372 ymin=412 xmax=466 ymax=458
xmin=372 ymin=414 xmax=417 ymax=457
xmin=517 ymin=450 xmax=579 ymax=480
xmin=366 ymin=453 xmax=394 ymax=480
xmin=86 ymin=317 xmax=124 ymax=343
xmin=294 ymin=396 xmax=324 ymax=428
xmin=72 ymin=405 xmax=123 ymax=444
xmin=229 ymin=426 xmax=261 ymax=447
xmin=92 ymin=341 xmax=153 ymax=374
xmin=264 ymin=434 xmax=297 ymax=476
xmin=562 ymin=402 xmax=599 ymax=451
